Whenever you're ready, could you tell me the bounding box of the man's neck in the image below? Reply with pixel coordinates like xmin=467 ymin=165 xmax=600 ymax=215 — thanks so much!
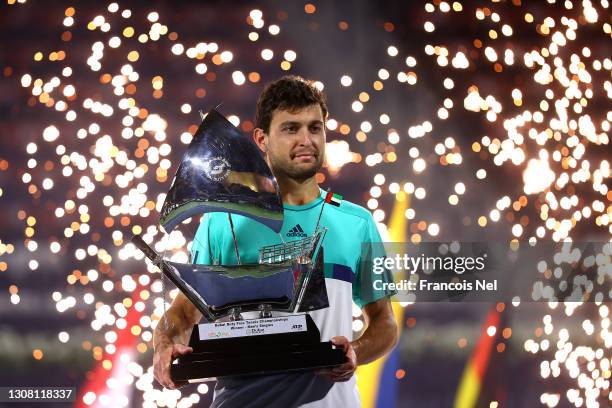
xmin=277 ymin=176 xmax=320 ymax=206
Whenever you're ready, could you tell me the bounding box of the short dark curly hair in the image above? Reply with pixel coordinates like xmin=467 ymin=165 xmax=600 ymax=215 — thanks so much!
xmin=255 ymin=75 xmax=328 ymax=133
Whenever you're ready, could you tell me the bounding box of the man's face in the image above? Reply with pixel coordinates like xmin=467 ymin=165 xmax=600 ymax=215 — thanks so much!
xmin=265 ymin=104 xmax=326 ymax=181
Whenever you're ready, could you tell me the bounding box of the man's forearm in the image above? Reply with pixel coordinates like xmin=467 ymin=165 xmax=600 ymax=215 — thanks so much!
xmin=153 ymin=305 xmax=195 ymax=349
xmin=351 ymin=301 xmax=398 ymax=365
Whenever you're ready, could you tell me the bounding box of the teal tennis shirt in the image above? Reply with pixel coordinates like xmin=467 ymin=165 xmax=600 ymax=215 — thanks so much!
xmin=190 ymin=187 xmax=396 ymax=408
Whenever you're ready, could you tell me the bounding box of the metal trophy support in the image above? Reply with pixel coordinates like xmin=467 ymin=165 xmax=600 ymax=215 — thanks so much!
xmin=132 ymin=109 xmax=345 ymax=381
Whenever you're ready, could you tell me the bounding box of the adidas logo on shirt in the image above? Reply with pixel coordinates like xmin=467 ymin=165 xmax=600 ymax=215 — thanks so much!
xmin=286 ymin=224 xmax=307 ymax=238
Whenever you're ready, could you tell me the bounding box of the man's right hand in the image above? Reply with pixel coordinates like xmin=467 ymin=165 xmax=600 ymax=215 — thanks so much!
xmin=153 ymin=342 xmax=193 ymax=389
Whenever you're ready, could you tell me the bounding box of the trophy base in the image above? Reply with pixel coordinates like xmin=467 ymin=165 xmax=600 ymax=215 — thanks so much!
xmin=170 ymin=315 xmax=346 ymax=381
xmin=171 ymin=341 xmax=345 ymax=381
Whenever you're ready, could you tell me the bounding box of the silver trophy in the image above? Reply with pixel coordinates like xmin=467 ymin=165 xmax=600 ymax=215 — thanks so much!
xmin=132 ymin=109 xmax=345 ymax=381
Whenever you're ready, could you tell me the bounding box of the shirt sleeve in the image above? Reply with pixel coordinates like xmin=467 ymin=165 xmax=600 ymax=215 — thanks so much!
xmin=352 ymin=215 xmax=397 ymax=308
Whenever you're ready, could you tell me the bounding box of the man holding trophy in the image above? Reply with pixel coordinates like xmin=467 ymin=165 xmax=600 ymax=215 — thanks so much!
xmin=151 ymin=76 xmax=398 ymax=407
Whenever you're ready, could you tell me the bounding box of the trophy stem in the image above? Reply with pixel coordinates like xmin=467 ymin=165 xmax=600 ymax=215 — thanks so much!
xmin=293 ymin=267 xmax=312 ymax=313
xmin=227 ymin=212 xmax=242 ymax=265
xmin=312 ymin=188 xmax=328 ymax=235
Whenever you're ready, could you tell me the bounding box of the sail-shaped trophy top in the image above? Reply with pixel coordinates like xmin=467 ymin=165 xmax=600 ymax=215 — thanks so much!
xmin=160 ymin=109 xmax=283 ymax=233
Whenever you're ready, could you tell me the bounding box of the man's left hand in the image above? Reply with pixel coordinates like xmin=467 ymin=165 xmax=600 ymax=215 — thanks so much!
xmin=316 ymin=336 xmax=357 ymax=382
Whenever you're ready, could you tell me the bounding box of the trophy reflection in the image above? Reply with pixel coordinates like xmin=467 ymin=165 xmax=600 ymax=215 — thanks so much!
xmin=132 ymin=109 xmax=345 ymax=381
